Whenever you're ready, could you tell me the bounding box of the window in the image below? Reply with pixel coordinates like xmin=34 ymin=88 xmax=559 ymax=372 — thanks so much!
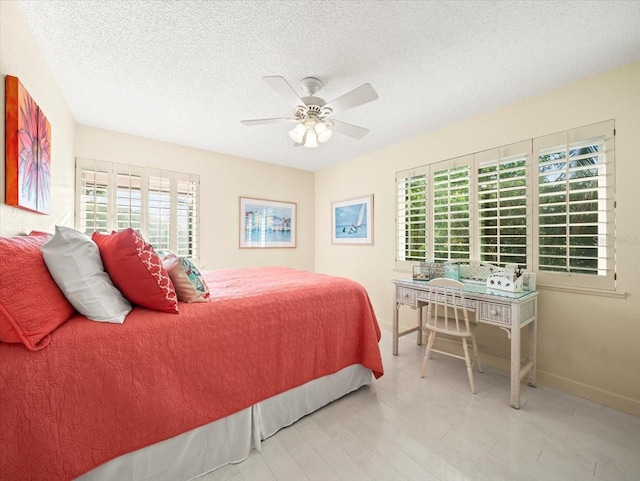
xmin=115 ymin=172 xmax=142 ymax=232
xmin=431 ymin=157 xmax=472 ymax=262
xmin=533 ymin=121 xmax=615 ymax=289
xmin=76 ymin=159 xmax=200 ymax=261
xmin=396 ymin=167 xmax=428 ymax=267
xmin=79 ymin=168 xmax=109 ymax=233
xmin=396 ymin=121 xmax=615 ymax=290
xmin=147 ymin=175 xmax=171 ymax=251
xmin=476 ymin=141 xmax=531 ymax=268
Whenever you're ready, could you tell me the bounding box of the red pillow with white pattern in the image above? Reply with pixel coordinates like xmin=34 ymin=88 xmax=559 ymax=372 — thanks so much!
xmin=92 ymin=229 xmax=178 ymax=313
xmin=0 ymin=235 xmax=75 ymax=350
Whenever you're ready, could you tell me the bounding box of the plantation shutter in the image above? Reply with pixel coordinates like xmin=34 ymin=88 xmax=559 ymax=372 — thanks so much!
xmin=430 ymin=156 xmax=472 ymax=262
xmin=77 ymin=162 xmax=110 ymax=234
xmin=114 ymin=169 xmax=143 ymax=233
xmin=533 ymin=121 xmax=615 ymax=290
xmin=147 ymin=175 xmax=172 ymax=251
xmin=476 ymin=141 xmax=531 ymax=268
xmin=176 ymin=176 xmax=199 ymax=259
xmin=75 ymin=158 xmax=200 ymax=262
xmin=396 ymin=167 xmax=428 ymax=267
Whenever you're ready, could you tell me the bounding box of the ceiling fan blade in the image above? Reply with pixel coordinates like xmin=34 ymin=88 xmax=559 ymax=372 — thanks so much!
xmin=241 ymin=117 xmax=291 ymax=126
xmin=263 ymin=76 xmax=305 ymax=107
xmin=330 ymin=120 xmax=369 ymax=140
xmin=324 ymin=83 xmax=378 ymax=115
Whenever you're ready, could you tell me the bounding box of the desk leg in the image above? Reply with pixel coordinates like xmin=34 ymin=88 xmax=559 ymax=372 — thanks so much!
xmin=510 ymin=322 xmax=521 ymax=409
xmin=417 ymin=303 xmax=423 ymax=346
xmin=393 ymin=302 xmax=399 ymax=356
xmin=527 ymin=304 xmax=538 ymax=387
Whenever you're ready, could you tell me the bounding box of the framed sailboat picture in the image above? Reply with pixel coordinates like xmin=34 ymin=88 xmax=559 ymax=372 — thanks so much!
xmin=331 ymin=195 xmax=373 ymax=245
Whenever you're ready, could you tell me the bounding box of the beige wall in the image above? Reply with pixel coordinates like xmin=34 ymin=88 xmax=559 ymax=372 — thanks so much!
xmin=0 ymin=0 xmax=76 ymax=236
xmin=315 ymin=62 xmax=640 ymax=416
xmin=75 ymin=126 xmax=315 ymax=272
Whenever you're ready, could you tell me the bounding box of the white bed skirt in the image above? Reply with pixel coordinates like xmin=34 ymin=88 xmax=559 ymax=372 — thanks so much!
xmin=77 ymin=364 xmax=372 ymax=481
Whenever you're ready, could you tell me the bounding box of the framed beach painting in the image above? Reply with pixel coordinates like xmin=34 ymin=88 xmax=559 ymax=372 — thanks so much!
xmin=239 ymin=197 xmax=296 ymax=248
xmin=332 ymin=195 xmax=373 ymax=245
xmin=5 ymin=75 xmax=51 ymax=214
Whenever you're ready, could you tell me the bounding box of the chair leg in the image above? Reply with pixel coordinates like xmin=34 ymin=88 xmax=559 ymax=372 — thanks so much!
xmin=420 ymin=331 xmax=435 ymax=378
xmin=462 ymin=338 xmax=476 ymax=394
xmin=471 ymin=333 xmax=483 ymax=373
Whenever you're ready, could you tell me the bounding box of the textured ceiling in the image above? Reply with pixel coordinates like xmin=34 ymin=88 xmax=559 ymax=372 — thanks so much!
xmin=16 ymin=0 xmax=640 ymax=172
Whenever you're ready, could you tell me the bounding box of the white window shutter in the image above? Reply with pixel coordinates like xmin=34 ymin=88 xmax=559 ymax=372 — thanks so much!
xmin=76 ymin=160 xmax=110 ymax=234
xmin=476 ymin=141 xmax=531 ymax=268
xmin=175 ymin=175 xmax=199 ymax=261
xmin=533 ymin=121 xmax=615 ymax=290
xmin=147 ymin=174 xmax=172 ymax=251
xmin=396 ymin=166 xmax=428 ymax=268
xmin=395 ymin=121 xmax=615 ymax=292
xmin=75 ymin=158 xmax=200 ymax=262
xmin=115 ymin=169 xmax=143 ymax=233
xmin=430 ymin=155 xmax=472 ymax=262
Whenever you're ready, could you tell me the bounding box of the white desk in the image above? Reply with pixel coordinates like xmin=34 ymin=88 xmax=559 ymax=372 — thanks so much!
xmin=393 ymin=278 xmax=538 ymax=409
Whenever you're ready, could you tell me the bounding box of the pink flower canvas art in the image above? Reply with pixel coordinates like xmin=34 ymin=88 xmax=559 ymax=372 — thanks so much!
xmin=5 ymin=75 xmax=51 ymax=214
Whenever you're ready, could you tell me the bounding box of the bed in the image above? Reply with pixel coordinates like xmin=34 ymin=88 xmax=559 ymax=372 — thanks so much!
xmin=0 ymin=266 xmax=384 ymax=481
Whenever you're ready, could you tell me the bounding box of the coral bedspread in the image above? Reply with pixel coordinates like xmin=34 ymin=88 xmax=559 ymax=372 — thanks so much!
xmin=0 ymin=267 xmax=383 ymax=481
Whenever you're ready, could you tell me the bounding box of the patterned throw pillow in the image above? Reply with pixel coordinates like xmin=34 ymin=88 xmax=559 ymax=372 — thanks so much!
xmin=92 ymin=228 xmax=178 ymax=313
xmin=0 ymin=234 xmax=75 ymax=350
xmin=162 ymin=254 xmax=210 ymax=303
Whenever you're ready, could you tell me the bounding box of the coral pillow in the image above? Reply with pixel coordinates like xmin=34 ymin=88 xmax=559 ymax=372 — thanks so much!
xmin=92 ymin=229 xmax=178 ymax=313
xmin=28 ymin=230 xmax=52 ymax=238
xmin=0 ymin=235 xmax=75 ymax=350
xmin=162 ymin=254 xmax=210 ymax=303
xmin=41 ymin=226 xmax=132 ymax=323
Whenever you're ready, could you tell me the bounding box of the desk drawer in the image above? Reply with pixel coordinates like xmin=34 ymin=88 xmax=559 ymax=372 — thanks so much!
xmin=396 ymin=287 xmax=417 ymax=306
xmin=417 ymin=290 xmax=476 ymax=311
xmin=478 ymin=302 xmax=511 ymax=326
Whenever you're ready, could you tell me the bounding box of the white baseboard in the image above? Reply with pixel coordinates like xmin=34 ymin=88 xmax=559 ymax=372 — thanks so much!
xmin=536 ymin=370 xmax=640 ymax=418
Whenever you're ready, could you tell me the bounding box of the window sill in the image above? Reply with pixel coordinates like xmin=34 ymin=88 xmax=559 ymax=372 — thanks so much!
xmin=537 ymin=283 xmax=626 ymax=299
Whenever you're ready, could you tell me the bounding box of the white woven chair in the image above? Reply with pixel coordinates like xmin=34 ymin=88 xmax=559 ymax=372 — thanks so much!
xmin=420 ymin=278 xmax=483 ymax=393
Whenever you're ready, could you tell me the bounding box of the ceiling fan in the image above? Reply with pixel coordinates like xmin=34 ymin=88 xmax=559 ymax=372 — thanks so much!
xmin=241 ymin=76 xmax=379 ymax=148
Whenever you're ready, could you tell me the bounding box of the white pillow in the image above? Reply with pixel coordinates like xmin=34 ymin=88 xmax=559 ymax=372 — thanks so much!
xmin=41 ymin=226 xmax=132 ymax=323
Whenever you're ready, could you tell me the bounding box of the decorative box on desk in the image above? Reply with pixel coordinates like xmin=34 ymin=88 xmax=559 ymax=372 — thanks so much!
xmin=486 ymin=273 xmax=523 ymax=292
xmin=485 ymin=266 xmax=536 ymax=293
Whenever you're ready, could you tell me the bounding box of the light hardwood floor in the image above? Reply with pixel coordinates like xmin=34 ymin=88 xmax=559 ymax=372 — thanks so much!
xmin=199 ymin=331 xmax=640 ymax=481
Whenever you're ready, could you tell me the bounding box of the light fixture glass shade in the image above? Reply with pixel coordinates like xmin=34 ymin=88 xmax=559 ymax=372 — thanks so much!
xmin=288 ymin=123 xmax=306 ymax=143
xmin=315 ymin=122 xmax=333 ymax=143
xmin=304 ymin=130 xmax=319 ymax=148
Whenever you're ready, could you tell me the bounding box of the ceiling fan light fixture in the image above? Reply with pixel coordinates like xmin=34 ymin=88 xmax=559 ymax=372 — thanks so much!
xmin=288 ymin=123 xmax=306 ymax=144
xmin=315 ymin=122 xmax=332 ymax=143
xmin=304 ymin=130 xmax=319 ymax=148
xmin=244 ymin=76 xmax=378 ymax=148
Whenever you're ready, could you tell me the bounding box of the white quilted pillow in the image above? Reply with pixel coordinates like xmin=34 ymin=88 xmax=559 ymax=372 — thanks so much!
xmin=41 ymin=226 xmax=132 ymax=323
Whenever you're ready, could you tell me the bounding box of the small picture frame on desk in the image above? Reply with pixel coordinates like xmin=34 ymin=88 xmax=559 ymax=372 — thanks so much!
xmin=412 ymin=262 xmax=445 ymax=281
xmin=413 ymin=264 xmax=430 ymax=281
